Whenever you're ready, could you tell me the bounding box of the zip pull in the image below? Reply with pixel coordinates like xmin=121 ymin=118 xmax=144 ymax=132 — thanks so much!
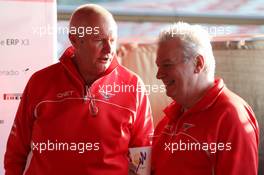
xmin=85 ymin=85 xmax=98 ymax=116
xmin=83 ymin=85 xmax=89 ymax=103
xmin=88 ymin=88 xmax=98 ymax=116
xmin=89 ymin=101 xmax=98 ymax=116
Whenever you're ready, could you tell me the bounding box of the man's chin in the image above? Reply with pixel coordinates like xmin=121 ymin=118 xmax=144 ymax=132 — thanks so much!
xmin=95 ymin=65 xmax=109 ymax=77
xmin=94 ymin=58 xmax=113 ymax=76
xmin=166 ymin=91 xmax=172 ymax=98
xmin=166 ymin=90 xmax=175 ymax=99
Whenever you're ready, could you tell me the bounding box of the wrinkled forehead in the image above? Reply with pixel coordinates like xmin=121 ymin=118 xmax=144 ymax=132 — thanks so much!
xmin=156 ymin=38 xmax=184 ymax=62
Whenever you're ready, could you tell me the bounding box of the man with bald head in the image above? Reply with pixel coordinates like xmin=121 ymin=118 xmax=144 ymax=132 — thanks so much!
xmin=4 ymin=4 xmax=153 ymax=175
xmin=69 ymin=4 xmax=118 ymax=84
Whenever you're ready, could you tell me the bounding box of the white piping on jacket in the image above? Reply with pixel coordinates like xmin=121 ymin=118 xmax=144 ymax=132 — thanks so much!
xmin=34 ymin=97 xmax=135 ymax=118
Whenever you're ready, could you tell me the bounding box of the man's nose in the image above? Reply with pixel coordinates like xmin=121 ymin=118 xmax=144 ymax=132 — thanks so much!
xmin=103 ymin=40 xmax=112 ymax=54
xmin=156 ymin=68 xmax=165 ymax=79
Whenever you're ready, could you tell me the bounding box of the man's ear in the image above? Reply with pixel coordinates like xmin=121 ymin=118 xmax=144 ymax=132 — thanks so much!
xmin=194 ymin=55 xmax=205 ymax=73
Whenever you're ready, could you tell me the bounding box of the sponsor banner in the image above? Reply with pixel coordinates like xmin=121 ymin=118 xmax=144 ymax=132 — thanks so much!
xmin=0 ymin=0 xmax=56 ymax=174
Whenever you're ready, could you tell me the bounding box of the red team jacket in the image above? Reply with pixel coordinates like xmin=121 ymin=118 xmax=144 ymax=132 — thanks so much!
xmin=152 ymin=79 xmax=259 ymax=175
xmin=4 ymin=47 xmax=154 ymax=175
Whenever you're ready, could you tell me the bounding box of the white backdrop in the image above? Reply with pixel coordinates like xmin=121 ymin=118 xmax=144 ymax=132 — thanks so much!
xmin=0 ymin=0 xmax=56 ymax=174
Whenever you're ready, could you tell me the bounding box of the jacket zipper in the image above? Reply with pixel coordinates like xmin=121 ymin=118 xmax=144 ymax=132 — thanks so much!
xmin=171 ymin=110 xmax=215 ymax=175
xmin=83 ymin=85 xmax=89 ymax=103
xmin=171 ymin=108 xmax=185 ymax=138
xmin=84 ymin=85 xmax=98 ymax=116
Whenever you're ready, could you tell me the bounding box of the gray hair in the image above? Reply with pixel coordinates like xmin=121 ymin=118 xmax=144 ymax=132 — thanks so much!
xmin=159 ymin=22 xmax=215 ymax=79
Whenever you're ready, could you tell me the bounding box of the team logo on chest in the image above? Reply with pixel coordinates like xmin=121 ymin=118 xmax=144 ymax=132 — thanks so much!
xmin=99 ymin=91 xmax=115 ymax=100
xmin=57 ymin=90 xmax=75 ymax=98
